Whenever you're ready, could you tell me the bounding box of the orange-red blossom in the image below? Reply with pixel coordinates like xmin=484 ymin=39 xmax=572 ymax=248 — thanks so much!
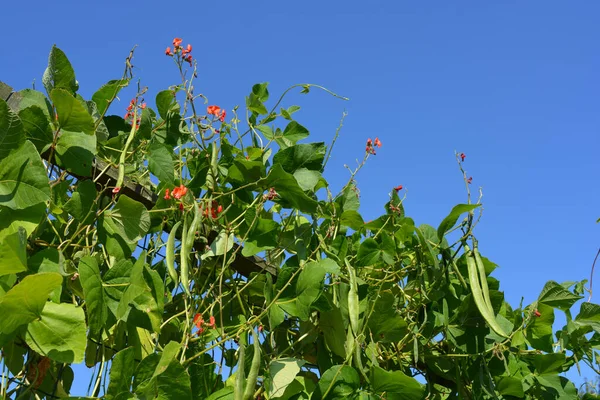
xmin=207 ymin=105 xmax=226 ymax=122
xmin=193 ymin=314 xmax=216 ymax=335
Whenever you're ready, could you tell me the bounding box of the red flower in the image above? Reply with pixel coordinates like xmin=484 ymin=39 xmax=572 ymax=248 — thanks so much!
xmin=163 ymin=188 xmax=171 ymax=200
xmin=218 ymin=109 xmax=226 ymax=122
xmin=460 ymin=153 xmax=466 ymax=162
xmin=173 ymin=37 xmax=183 ymax=48
xmin=193 ymin=313 xmax=203 ymax=329
xmin=141 ymin=103 xmax=147 ymax=109
xmin=394 ymin=185 xmax=403 ymax=192
xmin=165 ymin=47 xmax=172 ymax=56
xmin=258 ymin=325 xmax=263 ymax=332
xmin=172 ymin=184 xmax=188 ymax=200
xmin=467 ymin=177 xmax=473 ymax=184
xmin=203 ymin=201 xmax=222 ymax=219
xmin=366 ymin=138 xmax=373 ymax=146
xmin=182 ymin=44 xmax=192 ymax=55
xmin=534 ymin=309 xmax=541 ymax=318
xmin=112 ymin=187 xmax=121 ymax=194
xmin=179 ymin=202 xmax=184 ymax=211
xmin=374 ymin=137 xmax=382 ymax=148
xmin=186 ymin=54 xmax=193 ymax=67
xmin=208 ymin=315 xmax=216 ymax=328
xmin=207 ymin=105 xmax=221 ymax=115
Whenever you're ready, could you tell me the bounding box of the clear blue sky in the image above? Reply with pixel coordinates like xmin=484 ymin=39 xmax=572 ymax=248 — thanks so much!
xmin=2 ymin=0 xmax=599 ymax=394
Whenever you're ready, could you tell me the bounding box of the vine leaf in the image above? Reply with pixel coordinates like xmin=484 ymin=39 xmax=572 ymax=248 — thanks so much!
xmin=25 ymin=301 xmax=87 ymax=363
xmin=436 ymin=203 xmax=480 ymax=240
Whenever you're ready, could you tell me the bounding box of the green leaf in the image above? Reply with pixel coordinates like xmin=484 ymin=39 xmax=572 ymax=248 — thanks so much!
xmin=206 ymin=387 xmax=234 ymax=400
xmin=92 ymin=79 xmax=129 ymax=116
xmin=278 ymin=121 xmax=309 ymax=148
xmin=0 ymin=98 xmax=25 ymax=159
xmin=293 ymin=168 xmax=321 ymax=192
xmin=242 ymin=218 xmax=279 ymax=257
xmin=538 ymin=281 xmax=583 ymax=311
xmin=55 ymin=130 xmax=97 ymax=176
xmin=0 ymin=141 xmax=50 ymax=210
xmin=202 ymin=231 xmax=235 ymax=260
xmin=18 ymin=105 xmax=53 ymax=153
xmin=11 ymin=89 xmax=53 ymax=116
xmin=268 ymin=358 xmax=305 ymax=398
xmin=356 ymin=237 xmax=394 ymax=266
xmin=313 ymin=365 xmax=360 ymax=399
xmin=51 ymin=88 xmax=95 ymax=135
xmin=25 ymin=301 xmax=87 ymax=363
xmin=494 ymin=376 xmax=524 ymax=398
xmin=0 ymin=227 xmax=27 ymax=276
xmin=227 ymin=158 xmax=265 ymax=185
xmin=63 ymin=180 xmax=97 ymax=223
xmin=265 ymin=164 xmax=317 ymax=213
xmin=436 ymin=204 xmax=480 ymax=240
xmin=526 ymin=303 xmax=554 ymax=352
xmin=246 ymin=83 xmax=269 ymax=115
xmin=134 ymin=354 xmax=192 ymax=400
xmin=575 ymin=302 xmax=600 ymax=332
xmin=273 ymin=143 xmax=326 ymax=173
xmin=295 ymin=260 xmax=328 ymax=320
xmin=532 ymin=352 xmax=566 ymax=374
xmin=340 ymin=210 xmax=364 ymax=230
xmin=320 ymin=306 xmax=347 ymax=358
xmin=367 ymin=292 xmax=408 ymax=343
xmin=0 ymin=272 xmax=62 ymax=334
xmin=79 ymin=256 xmax=107 ymax=338
xmin=42 ymin=45 xmax=78 ymax=95
xmin=0 ymin=203 xmax=46 ymax=242
xmin=370 ymin=365 xmax=425 ymax=400
xmin=156 ymin=90 xmax=179 ymax=120
xmin=106 ymin=347 xmax=136 ymax=397
xmin=104 ymin=195 xmax=151 ymax=243
xmin=148 ymin=143 xmax=175 ymax=185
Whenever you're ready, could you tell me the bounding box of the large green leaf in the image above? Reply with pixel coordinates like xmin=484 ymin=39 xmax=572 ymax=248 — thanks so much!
xmin=370 ymin=366 xmax=425 ymax=400
xmin=241 ymin=218 xmax=279 ymax=257
xmin=0 ymin=203 xmax=46 ymax=242
xmin=63 ymin=179 xmax=97 ymax=223
xmin=268 ymin=358 xmax=305 ymax=398
xmin=494 ymin=376 xmax=524 ymax=398
xmin=436 ymin=204 xmax=480 ymax=240
xmin=265 ymin=164 xmax=317 ymax=213
xmin=0 ymin=227 xmax=27 ymax=276
xmin=51 ymin=88 xmax=95 ymax=135
xmin=227 ymin=158 xmax=265 ymax=185
xmin=104 ymin=195 xmax=151 ymax=243
xmin=0 ymin=272 xmax=62 ymax=334
xmin=0 ymin=141 xmax=50 ymax=210
xmin=19 ymin=105 xmax=54 ymax=153
xmin=106 ymin=347 xmax=136 ymax=397
xmin=79 ymin=256 xmax=107 ymax=337
xmin=282 ymin=260 xmax=328 ymax=320
xmin=525 ymin=303 xmax=554 ymax=352
xmin=367 ymin=292 xmax=408 ymax=343
xmin=134 ymin=352 xmax=192 ymax=400
xmin=272 ymin=142 xmax=326 ymax=173
xmin=0 ymin=98 xmax=25 ymax=159
xmin=538 ymin=281 xmax=583 ymax=311
xmin=25 ymin=301 xmax=87 ymax=363
xmin=278 ymin=121 xmax=309 ymax=148
xmin=156 ymin=90 xmax=179 ymax=120
xmin=148 ymin=143 xmax=175 ymax=185
xmin=92 ymin=79 xmax=130 ymax=116
xmin=55 ymin=130 xmax=97 ymax=176
xmin=320 ymin=306 xmax=347 ymax=358
xmin=574 ymin=302 xmax=600 ymax=333
xmin=42 ymin=45 xmax=78 ymax=95
xmin=313 ymin=365 xmax=360 ymax=399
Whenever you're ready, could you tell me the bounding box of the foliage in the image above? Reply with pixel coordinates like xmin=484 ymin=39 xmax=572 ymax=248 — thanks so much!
xmin=0 ymin=41 xmax=599 ymax=399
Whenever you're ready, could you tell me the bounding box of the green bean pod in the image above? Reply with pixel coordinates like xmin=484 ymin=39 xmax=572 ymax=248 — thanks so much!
xmin=243 ymin=329 xmax=261 ymax=400
xmin=473 ymin=245 xmax=493 ymax=311
xmin=345 ymin=259 xmax=360 ymax=335
xmin=180 ymin=221 xmax=190 ymax=296
xmin=165 ymin=221 xmax=182 ymax=287
xmin=234 ymin=334 xmax=246 ymax=400
xmin=464 ymin=245 xmax=507 ymax=337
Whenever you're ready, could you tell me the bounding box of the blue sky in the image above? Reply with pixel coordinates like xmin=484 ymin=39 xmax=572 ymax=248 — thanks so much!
xmin=2 ymin=0 xmax=599 ymax=394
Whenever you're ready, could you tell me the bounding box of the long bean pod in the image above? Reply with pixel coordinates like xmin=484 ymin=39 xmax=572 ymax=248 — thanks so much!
xmin=180 ymin=221 xmax=190 ymax=296
xmin=464 ymin=244 xmax=507 ymax=337
xmin=165 ymin=221 xmax=182 ymax=287
xmin=234 ymin=334 xmax=246 ymax=400
xmin=345 ymin=259 xmax=360 ymax=335
xmin=242 ymin=329 xmax=261 ymax=400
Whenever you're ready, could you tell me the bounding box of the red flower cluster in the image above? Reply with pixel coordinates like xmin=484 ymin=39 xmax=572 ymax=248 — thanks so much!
xmin=207 ymin=105 xmax=226 ymax=122
xmin=263 ymin=187 xmax=278 ymax=201
xmin=193 ymin=314 xmax=216 ymax=335
xmin=203 ymin=201 xmax=223 ymax=219
xmin=124 ymin=98 xmax=145 ymax=125
xmin=460 ymin=153 xmax=466 ymax=162
xmin=172 ymin=184 xmax=188 ymax=200
xmin=166 ymin=38 xmax=193 ymax=66
xmin=366 ymin=137 xmax=382 ymax=155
